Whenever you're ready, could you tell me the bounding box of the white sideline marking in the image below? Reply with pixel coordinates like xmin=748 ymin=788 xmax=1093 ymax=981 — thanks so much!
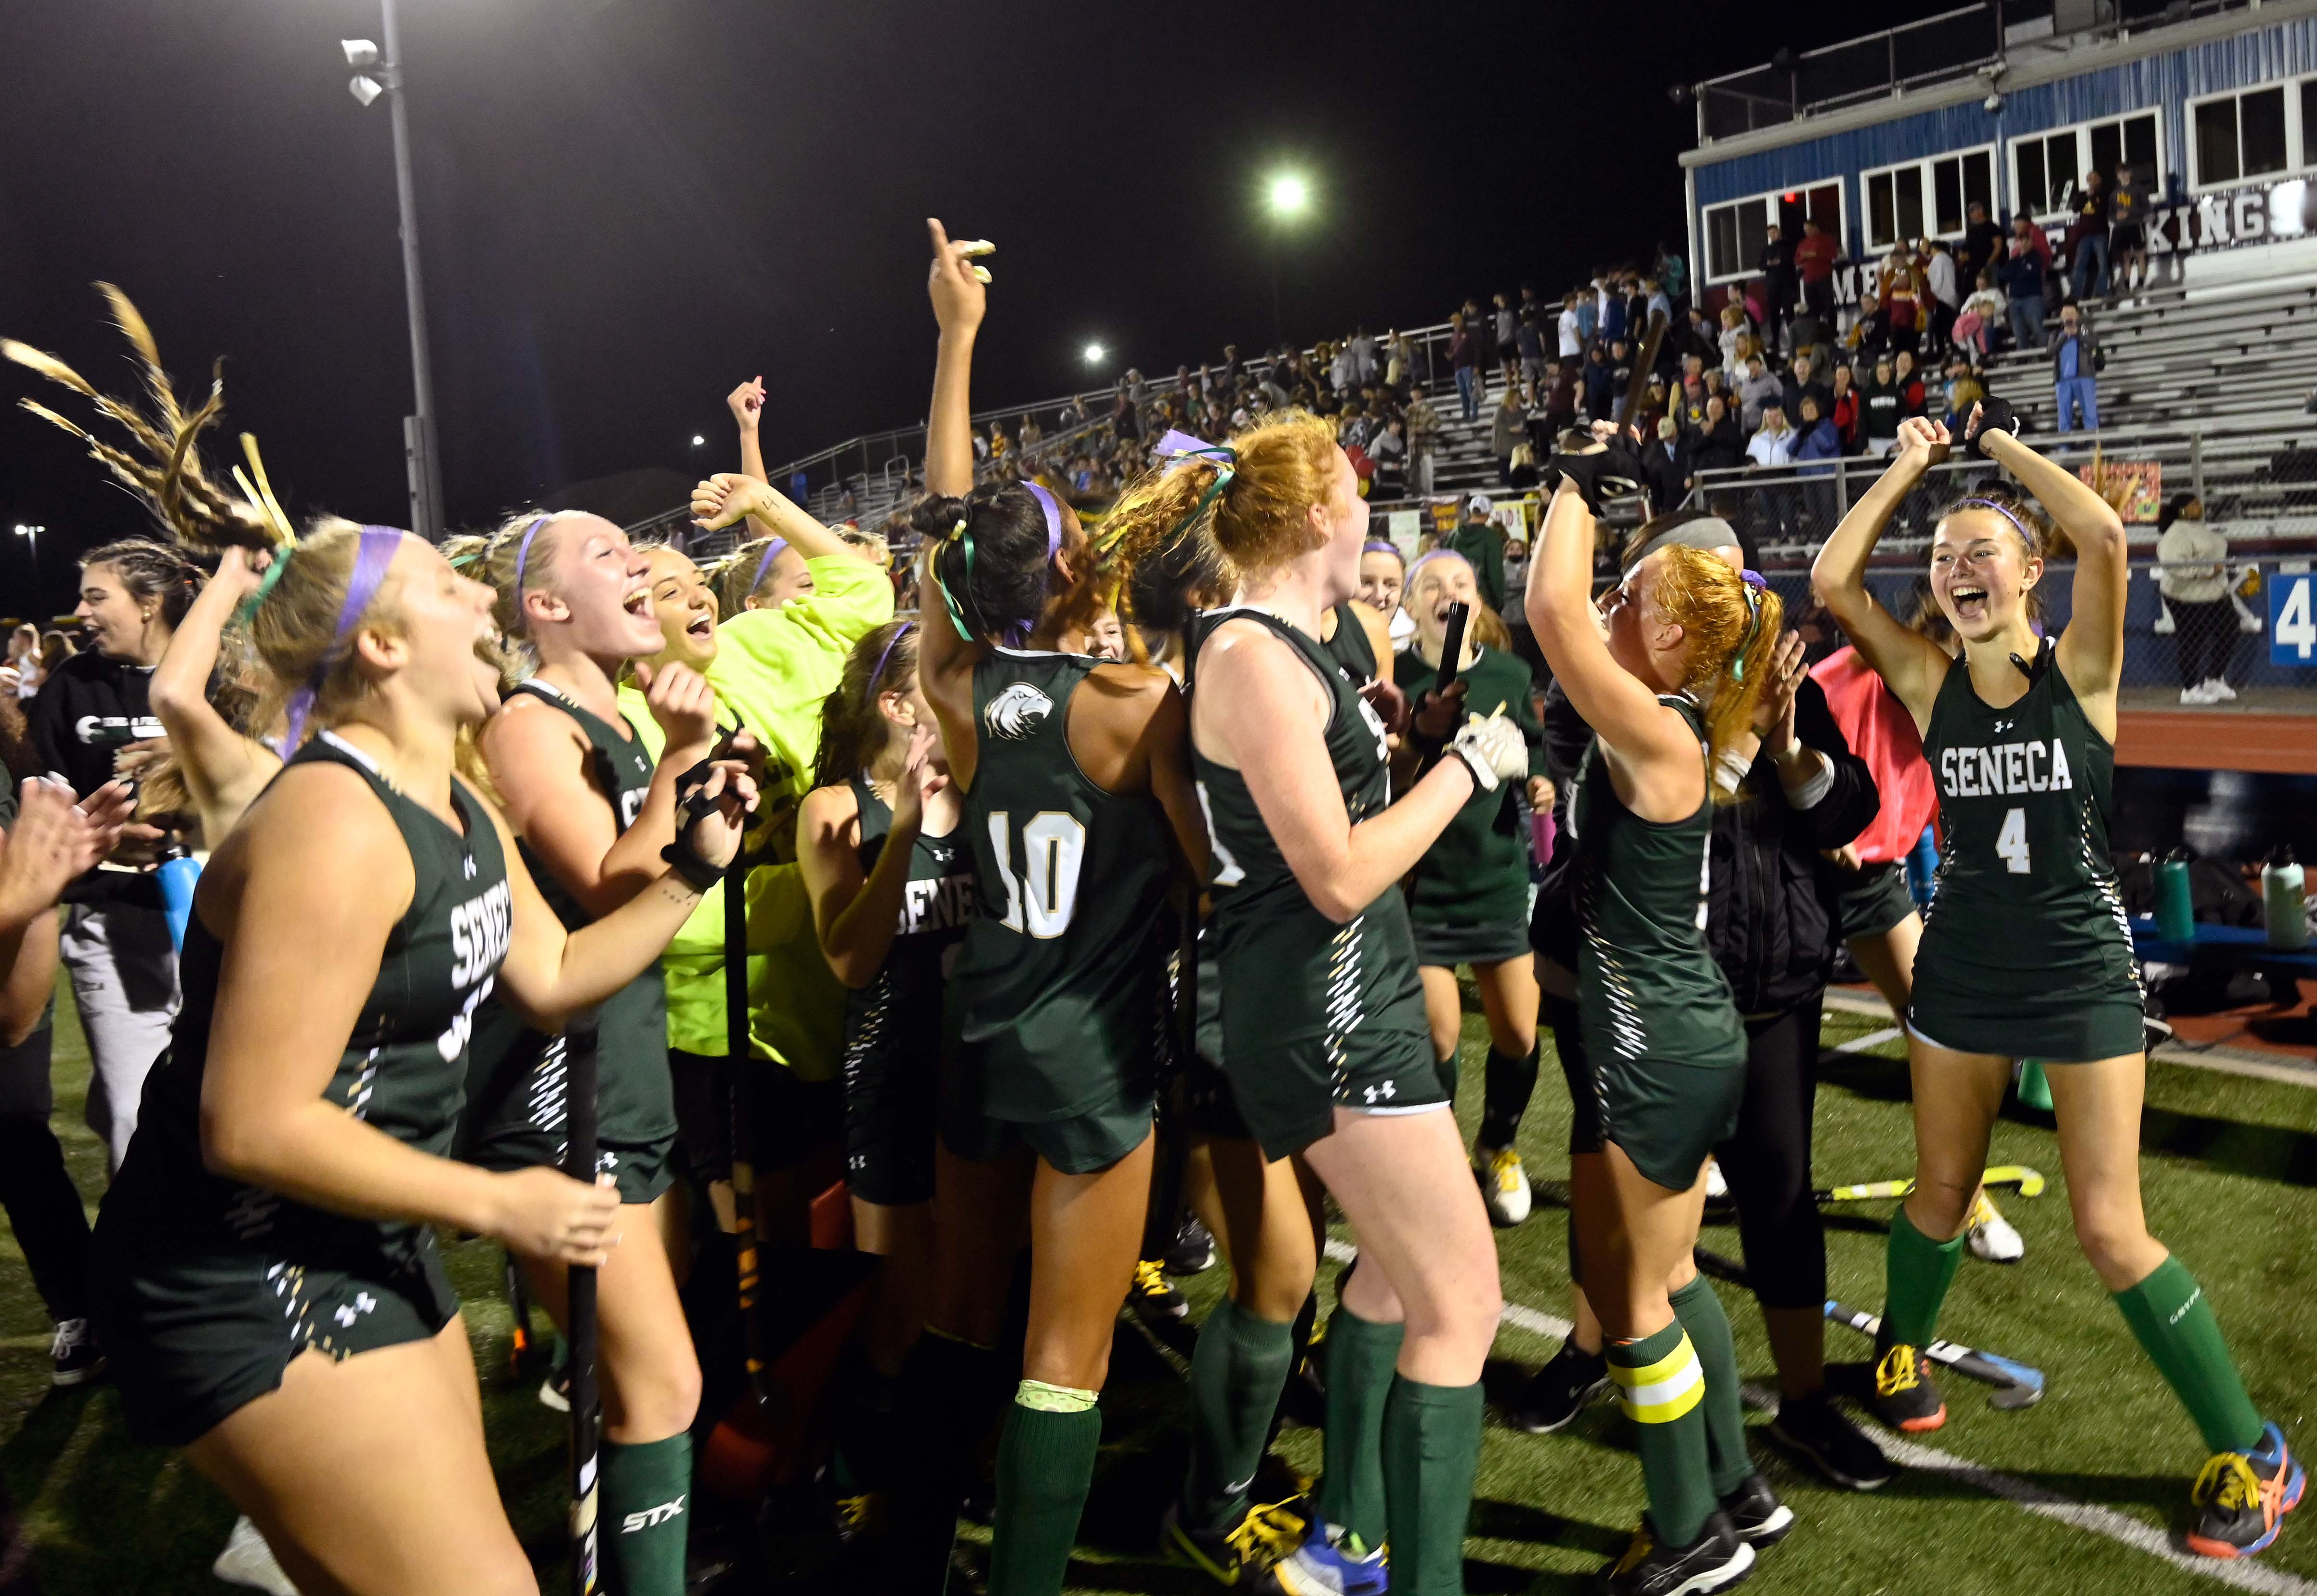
xmin=1834 ymin=1025 xmax=1905 ymax=1055
xmin=1321 ymin=1240 xmax=2316 ymax=1592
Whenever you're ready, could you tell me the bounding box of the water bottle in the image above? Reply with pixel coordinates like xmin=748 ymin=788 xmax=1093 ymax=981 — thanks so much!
xmin=1531 ymin=810 xmax=1557 ymax=869
xmin=2264 ymin=848 xmax=2308 ymax=951
xmin=2154 ymin=850 xmax=2196 ymax=944
xmin=157 ymin=852 xmax=202 ymax=954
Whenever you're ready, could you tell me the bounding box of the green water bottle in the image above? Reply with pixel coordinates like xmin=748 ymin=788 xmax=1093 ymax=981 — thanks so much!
xmin=2264 ymin=847 xmax=2308 ymax=951
xmin=2154 ymin=850 xmax=2196 ymax=944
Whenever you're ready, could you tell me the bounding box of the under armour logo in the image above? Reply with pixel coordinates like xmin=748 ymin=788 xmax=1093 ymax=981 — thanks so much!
xmin=332 ymin=1292 xmax=378 ymax=1327
xmin=1362 ymin=1081 xmax=1398 ymax=1104
xmin=1992 ymin=718 xmax=2014 ymax=734
xmin=462 ymin=853 xmax=477 ymax=878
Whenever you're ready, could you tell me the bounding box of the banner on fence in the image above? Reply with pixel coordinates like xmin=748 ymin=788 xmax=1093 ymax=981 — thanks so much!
xmin=2080 ymin=460 xmax=2162 ymax=523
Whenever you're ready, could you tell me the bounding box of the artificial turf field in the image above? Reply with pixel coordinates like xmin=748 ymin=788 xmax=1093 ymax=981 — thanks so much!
xmin=4 ymin=982 xmax=2315 ymax=1596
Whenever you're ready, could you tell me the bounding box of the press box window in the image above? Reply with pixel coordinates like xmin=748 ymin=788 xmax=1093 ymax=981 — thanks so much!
xmin=2193 ymin=86 xmax=2288 ymax=188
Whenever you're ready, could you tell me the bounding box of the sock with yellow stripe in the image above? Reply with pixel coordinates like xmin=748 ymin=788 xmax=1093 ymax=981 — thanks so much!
xmin=1316 ymin=1305 xmax=1403 ymax=1550
xmin=2113 ymin=1256 xmax=2265 ymax=1455
xmin=1883 ymin=1207 xmax=1965 ymax=1348
xmin=1381 ymin=1374 xmax=1485 ymax=1596
xmin=1607 ymin=1320 xmax=1714 ymax=1547
xmin=1669 ymin=1275 xmax=1751 ymax=1498
xmin=988 ymin=1383 xmax=1102 ymax=1596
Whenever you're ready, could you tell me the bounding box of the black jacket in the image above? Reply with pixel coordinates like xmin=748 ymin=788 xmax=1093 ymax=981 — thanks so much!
xmin=1530 ymin=676 xmax=1879 ymax=1014
xmin=27 ymin=650 xmax=164 ymax=907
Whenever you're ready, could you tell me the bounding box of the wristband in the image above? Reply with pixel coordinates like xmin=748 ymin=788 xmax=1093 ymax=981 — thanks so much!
xmin=660 ymin=831 xmax=724 ymax=893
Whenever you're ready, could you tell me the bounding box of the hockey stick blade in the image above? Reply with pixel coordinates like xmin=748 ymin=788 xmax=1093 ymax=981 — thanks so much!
xmin=1825 ymin=1298 xmax=2045 ymax=1409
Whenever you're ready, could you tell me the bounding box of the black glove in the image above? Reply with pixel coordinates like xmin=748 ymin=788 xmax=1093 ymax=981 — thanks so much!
xmin=660 ymin=757 xmax=727 ymax=892
xmin=1968 ymin=393 xmax=2019 ymax=460
xmin=1547 ymin=438 xmax=1646 ymax=517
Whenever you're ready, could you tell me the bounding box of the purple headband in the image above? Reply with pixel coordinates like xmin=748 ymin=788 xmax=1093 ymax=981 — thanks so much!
xmin=1952 ymin=497 xmax=2036 ymax=550
xmin=1019 ymin=480 xmax=1064 ymax=559
xmin=510 ymin=514 xmax=552 ymax=632
xmin=1740 ymin=568 xmax=1769 ymax=591
xmin=283 ymin=525 xmax=404 ymax=750
xmin=867 ymin=621 xmax=916 ymax=693
xmin=1361 ymin=539 xmax=1404 ymax=561
xmin=1153 ymin=429 xmax=1219 ymax=464
xmin=749 ymin=536 xmax=791 ymax=594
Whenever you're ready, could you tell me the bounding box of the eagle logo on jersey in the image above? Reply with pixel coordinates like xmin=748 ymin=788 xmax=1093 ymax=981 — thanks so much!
xmin=984 ymin=682 xmax=1054 ymax=740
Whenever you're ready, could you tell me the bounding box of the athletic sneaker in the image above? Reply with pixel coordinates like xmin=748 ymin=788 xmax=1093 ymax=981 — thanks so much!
xmin=1474 ymin=1143 xmax=1533 ymax=1226
xmin=833 ymin=1489 xmax=888 ymax=1549
xmin=1717 ymin=1475 xmax=1794 ymax=1548
xmin=1166 ymin=1215 xmax=1219 ymax=1276
xmin=2187 ymin=1423 xmax=2305 ymax=1558
xmin=1161 ymin=1495 xmax=1305 ymax=1590
xmin=50 ymin=1317 xmax=105 ymax=1387
xmin=2181 ymin=684 xmax=2217 ymax=706
xmin=211 ymin=1516 xmax=301 ymax=1596
xmin=1506 ymin=1339 xmax=1609 ymax=1434
xmin=2205 ymin=677 xmax=2238 ymax=702
xmin=1272 ymin=1520 xmax=1388 ymax=1596
xmin=1131 ymin=1258 xmax=1188 ymax=1322
xmin=1767 ymin=1393 xmax=1893 ymax=1491
xmin=1965 ymin=1189 xmax=2024 ymax=1264
xmin=1870 ymin=1341 xmax=1947 ymax=1432
xmin=1604 ymin=1511 xmax=1754 ymax=1596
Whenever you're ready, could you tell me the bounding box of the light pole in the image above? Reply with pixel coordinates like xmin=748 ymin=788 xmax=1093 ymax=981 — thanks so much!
xmin=1265 ymin=171 xmax=1310 ymax=352
xmin=343 ymin=2 xmax=443 ymax=542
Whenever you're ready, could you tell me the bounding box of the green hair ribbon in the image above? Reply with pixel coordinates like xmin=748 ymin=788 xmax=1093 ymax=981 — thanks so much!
xmin=233 ymin=540 xmax=298 ymax=627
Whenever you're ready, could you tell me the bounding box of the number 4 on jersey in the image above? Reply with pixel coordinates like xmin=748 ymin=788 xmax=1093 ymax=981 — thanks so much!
xmin=1996 ymin=806 xmax=2031 ymax=874
xmin=987 ymin=810 xmax=1087 ymax=938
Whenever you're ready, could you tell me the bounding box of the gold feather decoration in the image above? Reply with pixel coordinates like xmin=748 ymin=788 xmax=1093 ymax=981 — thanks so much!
xmin=4 ymin=285 xmax=287 ymax=551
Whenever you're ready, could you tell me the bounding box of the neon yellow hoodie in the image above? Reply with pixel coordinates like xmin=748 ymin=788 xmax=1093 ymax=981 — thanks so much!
xmin=618 ymin=553 xmax=894 ymax=1078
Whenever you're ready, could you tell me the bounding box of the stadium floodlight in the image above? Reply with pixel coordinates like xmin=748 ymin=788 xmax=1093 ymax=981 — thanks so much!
xmin=343 ymin=39 xmax=381 ymax=68
xmin=1268 ymin=172 xmax=1310 ymax=218
xmin=1083 ymin=343 xmax=1106 ymax=365
xmin=349 ymin=74 xmax=384 ymax=106
xmin=691 ymin=434 xmax=706 ymax=447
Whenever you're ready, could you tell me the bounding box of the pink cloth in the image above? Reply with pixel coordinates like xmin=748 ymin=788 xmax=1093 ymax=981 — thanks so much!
xmin=1810 ymin=645 xmax=1938 ymax=863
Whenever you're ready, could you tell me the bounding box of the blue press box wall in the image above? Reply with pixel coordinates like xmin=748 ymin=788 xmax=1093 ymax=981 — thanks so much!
xmin=1694 ymin=12 xmax=2317 ymax=249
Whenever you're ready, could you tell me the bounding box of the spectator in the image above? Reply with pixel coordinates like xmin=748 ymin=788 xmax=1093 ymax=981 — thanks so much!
xmin=1557 ymin=292 xmax=1584 ymax=359
xmin=2067 ymin=167 xmax=2111 ymax=301
xmin=1582 ymin=342 xmax=1616 ymax=423
xmin=1370 ymin=414 xmax=1408 ymax=497
xmin=1575 ymin=276 xmax=1600 ymax=343
xmin=1597 ymin=275 xmax=1628 ymax=345
xmin=1747 ymin=404 xmax=1795 ymax=467
xmin=1222 ymin=342 xmax=1241 ymax=387
xmin=1718 ymin=302 xmax=1755 ymax=371
xmin=1654 ymin=242 xmax=1688 ymax=306
xmin=1758 ymin=222 xmax=1799 ymax=355
xmin=1674 ymin=304 xmax=1721 ymax=370
xmin=1449 ymin=311 xmax=1481 ymax=422
xmin=1892 ymin=348 xmax=1927 ymax=418
xmin=1922 ymin=237 xmax=1960 ymax=355
xmin=1878 ymin=246 xmax=1927 ymax=355
xmin=1642 ymin=275 xmax=1673 ymax=330
xmin=1792 ymin=392 xmax=1843 ymax=532
xmin=1954 ymin=268 xmax=2005 ymax=358
xmin=2156 ymin=493 xmax=2237 ymax=704
xmin=1737 ymin=352 xmax=1783 ymax=432
xmin=1543 ymin=357 xmax=1580 ymax=433
xmin=5 ymin=624 xmax=41 ymax=700
xmin=1677 ymin=357 xmax=1711 ymax=429
xmin=1644 ymin=414 xmax=1691 ymax=513
xmin=1493 ymin=294 xmax=1520 ymax=384
xmin=1844 ymin=290 xmax=1890 ymax=361
xmin=1441 ymin=494 xmax=1509 ymax=614
xmin=1782 ymin=351 xmax=1831 ymax=432
xmin=1405 ymin=387 xmax=1442 ymax=496
xmin=2109 ymin=165 xmax=2149 ymax=299
xmin=1348 ymin=324 xmax=1379 ymax=386
xmin=1605 ymin=338 xmax=1635 ymax=419
xmin=2051 ymin=302 xmax=2103 ymax=432
xmin=1959 ymin=199 xmax=2004 ymax=288
xmin=1939 ymin=354 xmax=1986 ymax=433
xmin=1795 ymin=216 xmax=1839 ymax=328
xmin=1829 ymin=361 xmax=1861 ymax=452
xmin=1691 ymin=392 xmax=1745 ymax=474
xmin=1492 ymin=384 xmax=1528 ymax=486
xmin=1858 ymin=352 xmax=1906 ymax=456
xmin=2002 ymin=235 xmax=2049 ymax=349
xmin=1515 ymin=307 xmax=1547 ymax=389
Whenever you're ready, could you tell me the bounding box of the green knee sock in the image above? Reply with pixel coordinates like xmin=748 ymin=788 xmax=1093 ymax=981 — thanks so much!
xmin=1185 ymin=1296 xmax=1297 ymax=1531
xmin=2113 ymin=1256 xmax=2265 ymax=1455
xmin=1435 ymin=1049 xmax=1460 ymax=1105
xmin=1883 ymin=1208 xmax=1965 ymax=1348
xmin=601 ymin=1435 xmax=692 ymax=1596
xmin=885 ymin=1329 xmax=1003 ymax=1590
xmin=1478 ymin=1041 xmax=1541 ymax=1151
xmin=1316 ymin=1306 xmax=1403 ymax=1550
xmin=1381 ymin=1375 xmax=1484 ymax=1596
xmin=1669 ymin=1276 xmax=1751 ymax=1498
xmin=988 ymin=1390 xmax=1102 ymax=1596
xmin=1607 ymin=1321 xmax=1714 ymax=1548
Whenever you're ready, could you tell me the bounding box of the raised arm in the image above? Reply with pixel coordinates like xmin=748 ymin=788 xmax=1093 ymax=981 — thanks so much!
xmin=729 ymin=376 xmax=768 ymax=484
xmin=691 ymin=474 xmax=867 ymax=567
xmin=1205 ymin=624 xmax=1474 ymax=923
xmin=1808 ymin=416 xmax=1956 ymax=728
xmin=148 ymin=546 xmax=283 ymax=838
xmin=1978 ymin=420 xmax=2129 ymax=725
xmin=924 ymin=217 xmax=987 ymax=497
xmin=796 ymin=724 xmax=942 ymax=988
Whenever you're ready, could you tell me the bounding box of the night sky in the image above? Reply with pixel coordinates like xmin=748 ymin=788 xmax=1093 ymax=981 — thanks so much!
xmin=3 ymin=0 xmax=1943 ymax=617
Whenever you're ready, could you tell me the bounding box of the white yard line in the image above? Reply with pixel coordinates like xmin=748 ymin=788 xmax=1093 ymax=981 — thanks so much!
xmin=1318 ymin=1239 xmax=2317 ymax=1593
xmin=1833 ymin=1025 xmax=1905 ymax=1054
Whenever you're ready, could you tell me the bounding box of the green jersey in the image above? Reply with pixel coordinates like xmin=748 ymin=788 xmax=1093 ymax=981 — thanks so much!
xmin=1392 ymin=644 xmax=1546 ymax=926
xmin=1569 ymin=695 xmax=1744 ymax=1073
xmin=842 ymin=773 xmax=974 ymax=1079
xmin=462 ymin=680 xmax=674 ymax=1169
xmin=104 ymin=732 xmax=513 ymax=1279
xmin=1911 ymin=644 xmax=2140 ymax=1046
xmin=1193 ymin=609 xmax=1427 ymax=1060
xmin=1323 ymin=600 xmax=1378 ymax=681
xmin=952 ymin=648 xmax=1175 ymax=1122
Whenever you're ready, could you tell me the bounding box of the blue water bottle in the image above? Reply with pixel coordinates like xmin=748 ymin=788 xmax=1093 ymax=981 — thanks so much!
xmin=157 ymin=852 xmax=202 ymax=953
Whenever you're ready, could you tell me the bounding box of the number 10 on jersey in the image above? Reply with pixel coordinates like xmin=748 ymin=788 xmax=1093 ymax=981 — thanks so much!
xmin=987 ymin=811 xmax=1087 ymax=937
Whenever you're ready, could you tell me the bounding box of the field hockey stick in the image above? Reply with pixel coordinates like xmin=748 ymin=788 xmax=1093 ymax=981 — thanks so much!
xmin=564 ymin=1007 xmax=604 ymax=1596
xmin=724 ymin=850 xmax=773 ymax=1414
xmin=1145 ymin=614 xmax=1202 ymax=1261
xmin=1816 ymin=1164 xmax=2048 ymax=1204
xmin=1823 ymin=1297 xmax=2046 ymax=1410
